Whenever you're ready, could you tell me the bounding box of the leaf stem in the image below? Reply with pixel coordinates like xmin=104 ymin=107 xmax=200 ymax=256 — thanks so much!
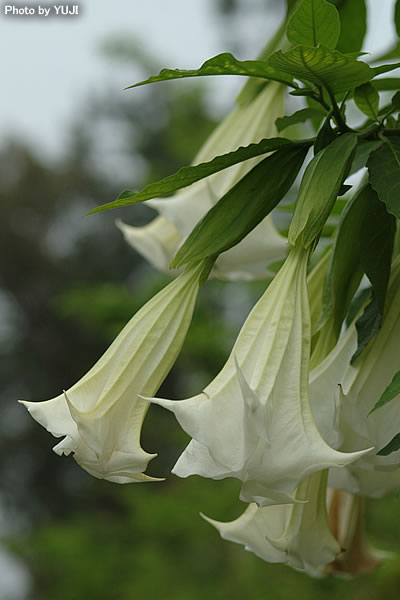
xmin=326 ymin=88 xmax=353 ymax=133
xmin=311 ymin=88 xmax=331 ymax=113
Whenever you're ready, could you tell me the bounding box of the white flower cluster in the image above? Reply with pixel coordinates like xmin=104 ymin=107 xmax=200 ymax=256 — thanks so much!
xmin=22 ymin=79 xmax=400 ymax=577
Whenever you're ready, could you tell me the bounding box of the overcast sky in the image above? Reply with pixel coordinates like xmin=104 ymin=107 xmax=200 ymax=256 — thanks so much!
xmin=1 ymin=0 xmax=396 ymax=159
xmin=0 ymin=0 xmax=285 ymax=156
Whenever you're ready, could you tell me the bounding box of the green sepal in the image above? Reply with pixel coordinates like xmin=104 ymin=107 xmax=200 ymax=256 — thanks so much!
xmin=288 ymin=132 xmax=357 ymax=248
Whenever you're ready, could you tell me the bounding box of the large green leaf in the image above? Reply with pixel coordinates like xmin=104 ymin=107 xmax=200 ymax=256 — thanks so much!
xmin=370 ymin=370 xmax=400 ymax=414
xmin=351 ymin=189 xmax=395 ymax=363
xmin=319 ymin=183 xmax=370 ymax=333
xmin=126 ymin=53 xmax=295 ymax=90
xmin=335 ymin=0 xmax=367 ymax=54
xmin=354 ymin=82 xmax=379 ymax=120
xmin=268 ymin=45 xmax=373 ymax=93
xmin=359 ymin=188 xmax=396 ymax=314
xmin=368 ymin=136 xmax=400 ymax=219
xmin=286 ymin=0 xmax=340 ymax=50
xmin=170 ymin=144 xmax=309 ymax=268
xmin=288 ymin=133 xmax=357 ymax=248
xmin=275 ymin=108 xmax=325 ymax=132
xmin=86 ymin=137 xmax=293 ymax=215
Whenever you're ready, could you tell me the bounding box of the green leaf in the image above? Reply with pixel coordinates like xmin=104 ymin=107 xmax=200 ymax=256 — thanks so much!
xmin=268 ymin=45 xmax=373 ymax=94
xmin=286 ymin=0 xmax=340 ymax=50
xmin=372 ymin=78 xmax=400 ymax=91
xmin=370 ymin=370 xmax=400 ymax=414
xmin=395 ymin=0 xmax=400 ymax=37
xmin=170 ymin=144 xmax=309 ymax=268
xmin=319 ymin=183 xmax=369 ymax=333
xmin=314 ymin=114 xmax=336 ymax=154
xmin=289 ymin=133 xmax=357 ymax=248
xmin=386 ymin=115 xmax=398 ymax=128
xmin=373 ymin=62 xmax=400 ymax=77
xmin=289 ymin=87 xmax=316 ymax=96
xmin=377 ymin=432 xmax=400 ymax=456
xmin=126 ymin=53 xmax=296 ymax=90
xmin=351 ymin=187 xmax=395 ymax=362
xmin=351 ymin=295 xmax=382 ymax=363
xmin=346 ymin=286 xmax=371 ymax=326
xmin=354 ymin=82 xmax=379 ymax=120
xmin=335 ymin=0 xmax=367 ymax=54
xmin=359 ymin=188 xmax=396 ymax=314
xmin=349 ymin=140 xmax=381 ymax=175
xmin=392 ymin=91 xmax=400 ymax=109
xmin=275 ymin=108 xmax=326 ymax=132
xmin=286 ymin=0 xmax=301 ymax=16
xmin=368 ymin=136 xmax=400 ymax=219
xmin=86 ymin=137 xmax=293 ymax=214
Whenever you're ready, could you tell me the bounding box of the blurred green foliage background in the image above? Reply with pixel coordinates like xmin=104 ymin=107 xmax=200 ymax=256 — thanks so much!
xmin=2 ymin=1 xmax=400 ymax=598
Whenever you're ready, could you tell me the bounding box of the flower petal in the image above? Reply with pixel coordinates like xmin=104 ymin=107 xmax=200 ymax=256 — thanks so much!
xmin=21 ymin=260 xmax=208 ymax=482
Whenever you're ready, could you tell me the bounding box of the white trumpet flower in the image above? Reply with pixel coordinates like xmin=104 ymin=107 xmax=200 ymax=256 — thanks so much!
xmin=118 ymin=82 xmax=288 ymax=281
xmin=203 ymin=470 xmax=341 ymax=576
xmin=148 ymin=245 xmax=371 ymax=505
xmin=310 ymin=258 xmax=400 ymax=497
xmin=20 ymin=260 xmax=209 ymax=483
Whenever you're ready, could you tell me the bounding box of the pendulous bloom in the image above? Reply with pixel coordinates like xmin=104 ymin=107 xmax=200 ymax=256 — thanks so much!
xmin=148 ymin=244 xmax=371 ymax=506
xmin=310 ymin=257 xmax=400 ymax=497
xmin=203 ymin=470 xmax=341 ymax=576
xmin=117 ymin=82 xmax=288 ymax=281
xmin=21 ymin=260 xmax=211 ymax=483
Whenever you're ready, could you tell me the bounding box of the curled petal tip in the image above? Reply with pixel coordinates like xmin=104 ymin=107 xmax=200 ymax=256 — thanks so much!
xmin=140 ymin=394 xmax=177 ymax=411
